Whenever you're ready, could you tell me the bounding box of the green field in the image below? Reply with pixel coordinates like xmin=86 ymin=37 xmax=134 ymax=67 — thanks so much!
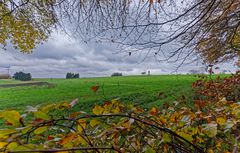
xmin=0 ymin=75 xmax=200 ymax=111
xmin=0 ymin=75 xmax=203 ymax=132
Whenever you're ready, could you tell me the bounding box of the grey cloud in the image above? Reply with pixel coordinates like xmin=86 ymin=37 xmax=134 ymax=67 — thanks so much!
xmin=0 ymin=32 xmax=238 ymax=78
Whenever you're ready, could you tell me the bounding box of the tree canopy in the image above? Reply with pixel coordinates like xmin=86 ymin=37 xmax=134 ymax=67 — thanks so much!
xmin=0 ymin=0 xmax=239 ymax=64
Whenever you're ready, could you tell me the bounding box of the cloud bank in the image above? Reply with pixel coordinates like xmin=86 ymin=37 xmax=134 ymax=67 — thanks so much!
xmin=0 ymin=32 xmax=238 ymax=78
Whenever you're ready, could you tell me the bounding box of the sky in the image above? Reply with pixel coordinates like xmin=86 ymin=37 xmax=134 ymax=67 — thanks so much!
xmin=0 ymin=32 xmax=238 ymax=78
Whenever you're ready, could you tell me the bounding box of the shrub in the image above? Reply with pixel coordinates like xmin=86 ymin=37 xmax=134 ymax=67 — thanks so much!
xmin=192 ymin=71 xmax=240 ymax=102
xmin=111 ymin=72 xmax=122 ymax=77
xmin=66 ymin=72 xmax=79 ymax=79
xmin=13 ymin=71 xmax=31 ymax=81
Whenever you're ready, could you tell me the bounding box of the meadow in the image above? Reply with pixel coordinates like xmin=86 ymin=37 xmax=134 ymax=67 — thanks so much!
xmin=0 ymin=75 xmax=199 ymax=111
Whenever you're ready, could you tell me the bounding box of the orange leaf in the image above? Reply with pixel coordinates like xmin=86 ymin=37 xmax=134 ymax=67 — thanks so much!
xmin=149 ymin=107 xmax=158 ymax=116
xmin=69 ymin=112 xmax=81 ymax=119
xmin=59 ymin=133 xmax=76 ymax=145
xmin=91 ymin=85 xmax=99 ymax=92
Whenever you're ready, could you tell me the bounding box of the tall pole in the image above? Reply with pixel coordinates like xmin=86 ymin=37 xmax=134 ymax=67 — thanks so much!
xmin=7 ymin=65 xmax=10 ymax=74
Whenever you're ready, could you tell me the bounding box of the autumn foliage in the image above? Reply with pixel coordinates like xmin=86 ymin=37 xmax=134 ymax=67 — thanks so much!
xmin=0 ymin=73 xmax=239 ymax=152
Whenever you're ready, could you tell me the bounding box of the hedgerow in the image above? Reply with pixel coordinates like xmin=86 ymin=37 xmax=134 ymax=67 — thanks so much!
xmin=0 ymin=73 xmax=239 ymax=153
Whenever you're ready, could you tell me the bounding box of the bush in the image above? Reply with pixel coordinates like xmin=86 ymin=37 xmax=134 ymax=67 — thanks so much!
xmin=66 ymin=72 xmax=79 ymax=79
xmin=111 ymin=72 xmax=122 ymax=77
xmin=13 ymin=71 xmax=31 ymax=81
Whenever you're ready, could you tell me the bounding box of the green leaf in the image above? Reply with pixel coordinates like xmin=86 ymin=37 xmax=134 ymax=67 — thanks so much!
xmin=145 ymin=146 xmax=156 ymax=153
xmin=19 ymin=126 xmax=32 ymax=134
xmin=162 ymin=133 xmax=171 ymax=143
xmin=6 ymin=142 xmax=18 ymax=150
xmin=12 ymin=144 xmax=39 ymax=151
xmin=34 ymin=126 xmax=48 ymax=135
xmin=203 ymin=123 xmax=217 ymax=138
xmin=177 ymin=132 xmax=193 ymax=142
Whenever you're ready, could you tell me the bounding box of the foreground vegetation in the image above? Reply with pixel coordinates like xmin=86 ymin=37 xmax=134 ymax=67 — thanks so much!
xmin=0 ymin=75 xmax=200 ymax=111
xmin=0 ymin=73 xmax=239 ymax=152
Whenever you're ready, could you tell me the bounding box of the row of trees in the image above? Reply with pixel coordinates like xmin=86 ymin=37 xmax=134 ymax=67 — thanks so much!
xmin=111 ymin=72 xmax=123 ymax=77
xmin=66 ymin=72 xmax=79 ymax=79
xmin=13 ymin=72 xmax=31 ymax=81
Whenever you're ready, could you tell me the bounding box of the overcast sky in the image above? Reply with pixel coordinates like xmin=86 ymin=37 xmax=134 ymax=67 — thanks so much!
xmin=0 ymin=32 xmax=238 ymax=78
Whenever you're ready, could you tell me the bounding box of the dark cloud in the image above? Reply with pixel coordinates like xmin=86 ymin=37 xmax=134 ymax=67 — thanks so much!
xmin=0 ymin=32 xmax=238 ymax=78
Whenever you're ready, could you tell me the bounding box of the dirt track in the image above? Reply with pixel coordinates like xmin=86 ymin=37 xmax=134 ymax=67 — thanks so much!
xmin=0 ymin=82 xmax=51 ymax=88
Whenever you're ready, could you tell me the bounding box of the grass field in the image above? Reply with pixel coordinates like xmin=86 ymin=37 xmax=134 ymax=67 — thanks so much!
xmin=0 ymin=75 xmax=200 ymax=111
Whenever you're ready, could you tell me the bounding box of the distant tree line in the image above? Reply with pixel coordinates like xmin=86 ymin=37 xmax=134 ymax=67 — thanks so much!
xmin=13 ymin=72 xmax=32 ymax=81
xmin=66 ymin=73 xmax=79 ymax=79
xmin=111 ymin=72 xmax=122 ymax=77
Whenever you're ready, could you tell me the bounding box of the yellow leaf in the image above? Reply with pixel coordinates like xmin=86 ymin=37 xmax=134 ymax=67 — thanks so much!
xmin=90 ymin=119 xmax=100 ymax=127
xmin=41 ymin=104 xmax=56 ymax=113
xmin=111 ymin=99 xmax=119 ymax=104
xmin=77 ymin=119 xmax=86 ymax=132
xmin=0 ymin=129 xmax=16 ymax=139
xmin=216 ymin=141 xmax=222 ymax=150
xmin=112 ymin=106 xmax=121 ymax=114
xmin=0 ymin=142 xmax=8 ymax=149
xmin=92 ymin=105 xmax=104 ymax=115
xmin=57 ymin=102 xmax=70 ymax=110
xmin=34 ymin=111 xmax=50 ymax=120
xmin=34 ymin=126 xmax=48 ymax=135
xmin=0 ymin=110 xmax=21 ymax=126
xmin=216 ymin=117 xmax=226 ymax=125
xmin=159 ymin=115 xmax=167 ymax=125
xmin=74 ymin=136 xmax=88 ymax=146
